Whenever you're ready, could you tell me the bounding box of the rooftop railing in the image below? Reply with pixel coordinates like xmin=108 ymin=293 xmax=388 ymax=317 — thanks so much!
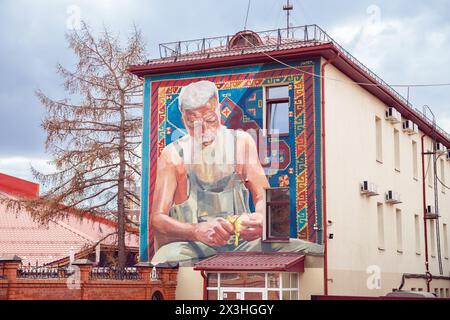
xmin=158 ymin=24 xmax=450 ymax=140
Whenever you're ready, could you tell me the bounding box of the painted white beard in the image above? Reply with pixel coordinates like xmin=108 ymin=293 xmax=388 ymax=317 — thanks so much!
xmin=190 ymin=126 xmax=235 ymax=183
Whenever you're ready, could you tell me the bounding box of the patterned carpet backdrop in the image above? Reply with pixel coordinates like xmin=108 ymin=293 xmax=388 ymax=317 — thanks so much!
xmin=139 ymin=59 xmax=323 ymax=261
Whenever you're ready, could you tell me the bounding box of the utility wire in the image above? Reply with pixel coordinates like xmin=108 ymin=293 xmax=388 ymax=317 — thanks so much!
xmin=236 ymin=32 xmax=450 ymax=89
xmin=244 ymin=0 xmax=252 ymax=31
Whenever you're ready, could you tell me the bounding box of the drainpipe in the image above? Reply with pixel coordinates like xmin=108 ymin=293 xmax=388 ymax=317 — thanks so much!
xmin=200 ymin=270 xmax=207 ymax=300
xmin=421 ymin=134 xmax=432 ymax=292
xmin=321 ymin=52 xmax=340 ymax=296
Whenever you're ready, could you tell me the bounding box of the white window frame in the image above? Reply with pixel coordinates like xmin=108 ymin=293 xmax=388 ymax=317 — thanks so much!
xmin=205 ymin=272 xmax=300 ymax=301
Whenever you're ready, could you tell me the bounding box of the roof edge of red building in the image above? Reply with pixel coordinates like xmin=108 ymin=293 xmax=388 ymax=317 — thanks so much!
xmin=0 ymin=172 xmax=39 ymax=199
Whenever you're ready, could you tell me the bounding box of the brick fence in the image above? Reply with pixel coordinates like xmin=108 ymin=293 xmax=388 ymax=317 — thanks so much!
xmin=0 ymin=256 xmax=178 ymax=300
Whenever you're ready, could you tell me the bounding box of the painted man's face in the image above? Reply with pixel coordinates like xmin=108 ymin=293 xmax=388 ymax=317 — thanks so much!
xmin=182 ymin=97 xmax=221 ymax=146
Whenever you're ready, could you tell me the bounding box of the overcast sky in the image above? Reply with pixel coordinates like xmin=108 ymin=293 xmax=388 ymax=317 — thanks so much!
xmin=1 ymin=0 xmax=450 ymax=182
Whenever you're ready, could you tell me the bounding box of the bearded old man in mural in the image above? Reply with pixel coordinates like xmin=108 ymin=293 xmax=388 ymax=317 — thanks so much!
xmin=151 ymin=80 xmax=322 ymax=265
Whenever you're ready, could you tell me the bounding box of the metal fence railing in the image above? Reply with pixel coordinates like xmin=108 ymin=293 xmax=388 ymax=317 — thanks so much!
xmin=156 ymin=25 xmax=449 ymax=140
xmin=17 ymin=265 xmax=75 ymax=279
xmin=89 ymin=267 xmax=141 ymax=281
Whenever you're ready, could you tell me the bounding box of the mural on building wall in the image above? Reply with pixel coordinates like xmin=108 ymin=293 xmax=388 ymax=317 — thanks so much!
xmin=140 ymin=61 xmax=323 ymax=263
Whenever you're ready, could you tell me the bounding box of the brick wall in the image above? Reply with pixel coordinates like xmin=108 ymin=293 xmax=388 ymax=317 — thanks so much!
xmin=0 ymin=259 xmax=177 ymax=300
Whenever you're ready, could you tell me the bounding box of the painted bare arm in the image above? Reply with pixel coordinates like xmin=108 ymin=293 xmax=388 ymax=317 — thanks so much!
xmin=237 ymin=131 xmax=270 ymax=241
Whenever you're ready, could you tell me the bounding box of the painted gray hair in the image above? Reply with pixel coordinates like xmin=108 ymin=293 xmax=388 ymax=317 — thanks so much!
xmin=178 ymin=80 xmax=219 ymax=111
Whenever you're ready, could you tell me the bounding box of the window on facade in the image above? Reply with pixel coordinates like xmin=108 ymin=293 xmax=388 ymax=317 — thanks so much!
xmin=394 ymin=129 xmax=400 ymax=171
xmin=377 ymin=202 xmax=385 ymax=250
xmin=265 ymin=187 xmax=290 ymax=241
xmin=427 ymin=149 xmax=433 ymax=188
xmin=205 ymin=272 xmax=300 ymax=300
xmin=396 ymin=209 xmax=403 ymax=253
xmin=375 ymin=116 xmax=383 ymax=163
xmin=266 ymin=86 xmax=289 ymax=136
xmin=412 ymin=141 xmax=418 ymax=180
xmin=444 ymin=223 xmax=449 ymax=259
xmin=440 ymin=159 xmax=446 ymax=194
xmin=415 ymin=214 xmax=421 ymax=255
xmin=430 ymin=220 xmax=436 ymax=257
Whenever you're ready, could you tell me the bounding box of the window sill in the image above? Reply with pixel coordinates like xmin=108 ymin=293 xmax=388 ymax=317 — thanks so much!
xmin=413 ymin=177 xmax=418 ymax=182
xmin=431 ymin=255 xmax=436 ymax=258
xmin=262 ymin=239 xmax=290 ymax=243
xmin=376 ymin=160 xmax=383 ymax=165
xmin=416 ymin=252 xmax=421 ymax=256
xmin=268 ymin=133 xmax=290 ymax=138
xmin=395 ymin=168 xmax=401 ymax=173
xmin=378 ymin=247 xmax=385 ymax=251
xmin=397 ymin=249 xmax=403 ymax=254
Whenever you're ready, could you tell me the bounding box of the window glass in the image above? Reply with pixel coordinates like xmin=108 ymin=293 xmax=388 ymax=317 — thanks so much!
xmin=282 ymin=290 xmax=291 ymax=300
xmin=246 ymin=273 xmax=265 ymax=288
xmin=268 ymin=291 xmax=280 ymax=300
xmin=290 ymin=273 xmax=299 ymax=289
xmin=268 ymin=205 xmax=290 ymax=238
xmin=220 ymin=273 xmax=265 ymax=288
xmin=220 ymin=273 xmax=242 ymax=287
xmin=269 ymin=102 xmax=289 ymax=135
xmin=266 ymin=188 xmax=290 ymax=240
xmin=268 ymin=273 xmax=280 ymax=288
xmin=207 ymin=290 xmax=218 ymax=300
xmin=267 ymin=86 xmax=289 ymax=99
xmin=244 ymin=291 xmax=263 ymax=300
xmin=291 ymin=291 xmax=299 ymax=300
xmin=207 ymin=273 xmax=218 ymax=287
xmin=281 ymin=273 xmax=290 ymax=288
xmin=375 ymin=116 xmax=382 ymax=162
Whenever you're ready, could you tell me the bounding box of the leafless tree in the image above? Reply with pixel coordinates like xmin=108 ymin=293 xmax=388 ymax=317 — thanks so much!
xmin=6 ymin=22 xmax=145 ymax=268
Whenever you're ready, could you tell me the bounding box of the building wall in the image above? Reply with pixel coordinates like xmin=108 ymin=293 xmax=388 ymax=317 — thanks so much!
xmin=175 ymin=267 xmax=204 ymax=300
xmin=324 ymin=61 xmax=450 ymax=296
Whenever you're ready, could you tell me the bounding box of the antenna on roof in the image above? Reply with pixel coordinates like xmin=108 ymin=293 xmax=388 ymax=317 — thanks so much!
xmin=283 ymin=0 xmax=294 ymax=38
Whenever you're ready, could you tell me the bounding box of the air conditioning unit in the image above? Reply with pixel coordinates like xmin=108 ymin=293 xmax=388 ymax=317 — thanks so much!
xmin=385 ymin=190 xmax=402 ymax=204
xmin=402 ymin=120 xmax=418 ymax=135
xmin=385 ymin=107 xmax=401 ymax=124
xmin=426 ymin=205 xmax=438 ymax=219
xmin=360 ymin=181 xmax=379 ymax=196
xmin=435 ymin=142 xmax=446 ymax=155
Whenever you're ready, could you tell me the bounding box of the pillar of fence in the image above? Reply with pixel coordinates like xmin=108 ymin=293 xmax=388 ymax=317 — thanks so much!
xmin=72 ymin=259 xmax=94 ymax=300
xmin=0 ymin=256 xmax=22 ymax=300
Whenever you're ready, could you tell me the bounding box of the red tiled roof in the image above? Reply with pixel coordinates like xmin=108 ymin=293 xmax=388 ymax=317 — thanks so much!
xmin=194 ymin=252 xmax=305 ymax=272
xmin=0 ymin=192 xmax=139 ymax=266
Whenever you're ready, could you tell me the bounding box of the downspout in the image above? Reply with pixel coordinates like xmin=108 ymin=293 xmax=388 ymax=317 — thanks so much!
xmin=321 ymin=52 xmax=340 ymax=296
xmin=200 ymin=270 xmax=207 ymax=300
xmin=421 ymin=134 xmax=432 ymax=292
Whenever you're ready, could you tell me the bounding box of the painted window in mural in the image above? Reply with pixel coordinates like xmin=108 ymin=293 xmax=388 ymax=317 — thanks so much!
xmin=265 ymin=187 xmax=290 ymax=241
xmin=142 ymin=61 xmax=325 ymax=264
